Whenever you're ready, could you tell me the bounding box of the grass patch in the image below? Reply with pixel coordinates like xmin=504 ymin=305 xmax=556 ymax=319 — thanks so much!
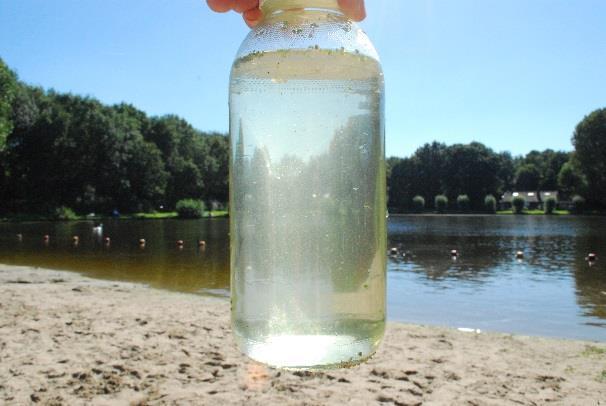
xmin=1 ymin=210 xmax=228 ymax=222
xmin=581 ymin=345 xmax=606 ymax=357
xmin=130 ymin=212 xmax=178 ymax=219
xmin=207 ymin=210 xmax=228 ymax=217
xmin=0 ymin=213 xmax=91 ymax=222
xmin=496 ymin=209 xmax=570 ymax=215
xmin=599 ymin=370 xmax=606 ymax=383
xmin=125 ymin=210 xmax=228 ymax=219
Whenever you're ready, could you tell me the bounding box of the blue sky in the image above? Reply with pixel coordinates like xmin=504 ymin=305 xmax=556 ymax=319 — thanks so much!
xmin=1 ymin=0 xmax=605 ymax=157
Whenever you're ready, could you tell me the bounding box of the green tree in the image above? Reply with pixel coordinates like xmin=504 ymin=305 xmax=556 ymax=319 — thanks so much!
xmin=386 ymin=156 xmax=401 ymax=208
xmin=496 ymin=152 xmax=515 ymax=193
xmin=51 ymin=206 xmax=77 ymax=220
xmin=388 ymin=157 xmax=418 ymax=211
xmin=389 ymin=142 xmax=518 ymax=212
xmin=386 ymin=156 xmax=401 ymax=181
xmin=125 ymin=140 xmax=168 ymax=211
xmin=484 ymin=194 xmax=497 ymax=213
xmin=435 ymin=194 xmax=448 ymax=213
xmin=199 ymin=134 xmax=229 ymax=203
xmin=514 ymin=164 xmax=540 ymax=190
xmin=572 ymin=108 xmax=606 ymax=207
xmin=0 ymin=58 xmax=230 ymax=215
xmin=517 ymin=149 xmax=570 ymax=190
xmin=388 ymin=142 xmax=448 ymax=211
xmin=539 ymin=150 xmax=569 ymax=190
xmin=0 ymin=59 xmax=19 ymax=209
xmin=512 ymin=196 xmax=525 ymax=214
xmin=412 ymin=195 xmax=425 ymax=212
xmin=557 ymin=160 xmax=588 ymax=198
xmin=146 ymin=115 xmax=204 ymax=206
xmin=4 ymin=88 xmax=69 ymax=211
xmin=176 ymin=199 xmax=205 ymax=219
xmin=413 ymin=142 xmax=448 ymax=203
xmin=442 ymin=142 xmax=501 ymax=209
xmin=456 ymin=194 xmax=471 ymax=211
xmin=145 ymin=116 xmax=227 ymax=207
xmin=572 ymin=195 xmax=586 ymax=214
xmin=3 ymin=87 xmax=170 ymax=213
xmin=0 ymin=58 xmax=18 ymax=150
xmin=544 ymin=196 xmax=557 ymax=214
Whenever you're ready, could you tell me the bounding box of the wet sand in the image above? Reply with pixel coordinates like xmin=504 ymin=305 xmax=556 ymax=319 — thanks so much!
xmin=1 ymin=265 xmax=604 ymax=405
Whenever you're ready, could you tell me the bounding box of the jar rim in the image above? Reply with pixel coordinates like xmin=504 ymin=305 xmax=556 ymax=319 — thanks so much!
xmin=260 ymin=0 xmax=341 ymax=13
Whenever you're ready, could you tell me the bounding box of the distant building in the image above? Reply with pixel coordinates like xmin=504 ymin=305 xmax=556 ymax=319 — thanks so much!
xmin=539 ymin=191 xmax=558 ymax=203
xmin=500 ymin=191 xmax=559 ymax=210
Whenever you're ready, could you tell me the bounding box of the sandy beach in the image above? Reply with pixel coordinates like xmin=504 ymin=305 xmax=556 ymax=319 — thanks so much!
xmin=0 ymin=265 xmax=604 ymax=405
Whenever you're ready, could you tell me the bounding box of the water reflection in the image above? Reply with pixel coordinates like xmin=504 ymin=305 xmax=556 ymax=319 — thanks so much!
xmin=0 ymin=216 xmax=605 ymax=340
xmin=387 ymin=215 xmax=605 ymax=340
xmin=572 ymin=234 xmax=606 ymax=324
xmin=0 ymin=219 xmax=230 ymax=296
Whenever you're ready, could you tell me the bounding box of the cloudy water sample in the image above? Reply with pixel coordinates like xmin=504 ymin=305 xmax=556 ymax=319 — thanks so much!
xmin=229 ymin=49 xmax=386 ymax=368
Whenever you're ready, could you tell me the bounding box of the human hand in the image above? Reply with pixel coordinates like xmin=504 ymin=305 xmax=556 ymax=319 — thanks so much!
xmin=207 ymin=0 xmax=366 ymax=28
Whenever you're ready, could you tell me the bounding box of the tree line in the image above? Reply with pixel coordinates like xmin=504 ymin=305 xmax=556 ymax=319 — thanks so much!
xmin=387 ymin=105 xmax=606 ymax=212
xmin=387 ymin=143 xmax=570 ymax=212
xmin=0 ymin=58 xmax=228 ymax=215
xmin=1 ymin=57 xmax=605 ymax=215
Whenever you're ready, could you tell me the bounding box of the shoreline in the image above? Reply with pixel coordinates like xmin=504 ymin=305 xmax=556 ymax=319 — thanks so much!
xmin=388 ymin=212 xmax=576 ymax=217
xmin=1 ymin=265 xmax=605 ymax=404
xmin=0 ymin=211 xmax=229 ymax=223
xmin=8 ymin=211 xmax=606 ymax=223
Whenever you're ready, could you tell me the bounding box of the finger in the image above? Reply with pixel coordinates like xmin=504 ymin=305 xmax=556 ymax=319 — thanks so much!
xmin=233 ymin=0 xmax=258 ymax=13
xmin=243 ymin=7 xmax=263 ymax=27
xmin=338 ymin=0 xmax=366 ymax=21
xmin=207 ymin=0 xmax=234 ymax=13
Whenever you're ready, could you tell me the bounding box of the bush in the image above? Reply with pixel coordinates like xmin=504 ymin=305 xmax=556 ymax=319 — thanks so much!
xmin=512 ymin=196 xmax=525 ymax=214
xmin=456 ymin=194 xmax=471 ymax=211
xmin=412 ymin=195 xmax=425 ymax=212
xmin=435 ymin=194 xmax=448 ymax=213
xmin=176 ymin=199 xmax=205 ymax=219
xmin=484 ymin=194 xmax=497 ymax=213
xmin=544 ymin=196 xmax=557 ymax=215
xmin=51 ymin=206 xmax=78 ymax=221
xmin=572 ymin=195 xmax=585 ymax=214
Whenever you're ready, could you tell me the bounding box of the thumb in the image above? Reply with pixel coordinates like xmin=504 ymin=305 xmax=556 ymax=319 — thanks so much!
xmin=338 ymin=0 xmax=366 ymax=21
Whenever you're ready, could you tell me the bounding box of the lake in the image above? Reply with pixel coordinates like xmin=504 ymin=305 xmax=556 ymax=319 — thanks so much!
xmin=0 ymin=215 xmax=604 ymax=341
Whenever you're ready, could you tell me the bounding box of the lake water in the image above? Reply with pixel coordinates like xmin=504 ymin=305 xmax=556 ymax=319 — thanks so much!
xmin=0 ymin=215 xmax=604 ymax=341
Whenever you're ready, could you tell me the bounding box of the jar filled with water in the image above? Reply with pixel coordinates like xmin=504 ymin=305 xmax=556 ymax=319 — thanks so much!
xmin=229 ymin=0 xmax=386 ymax=369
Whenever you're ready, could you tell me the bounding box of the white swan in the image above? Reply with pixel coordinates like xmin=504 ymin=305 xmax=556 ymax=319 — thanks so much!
xmin=92 ymin=223 xmax=103 ymax=235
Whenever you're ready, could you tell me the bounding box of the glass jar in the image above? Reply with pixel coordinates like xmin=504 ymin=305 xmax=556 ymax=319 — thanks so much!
xmin=229 ymin=0 xmax=385 ymax=369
